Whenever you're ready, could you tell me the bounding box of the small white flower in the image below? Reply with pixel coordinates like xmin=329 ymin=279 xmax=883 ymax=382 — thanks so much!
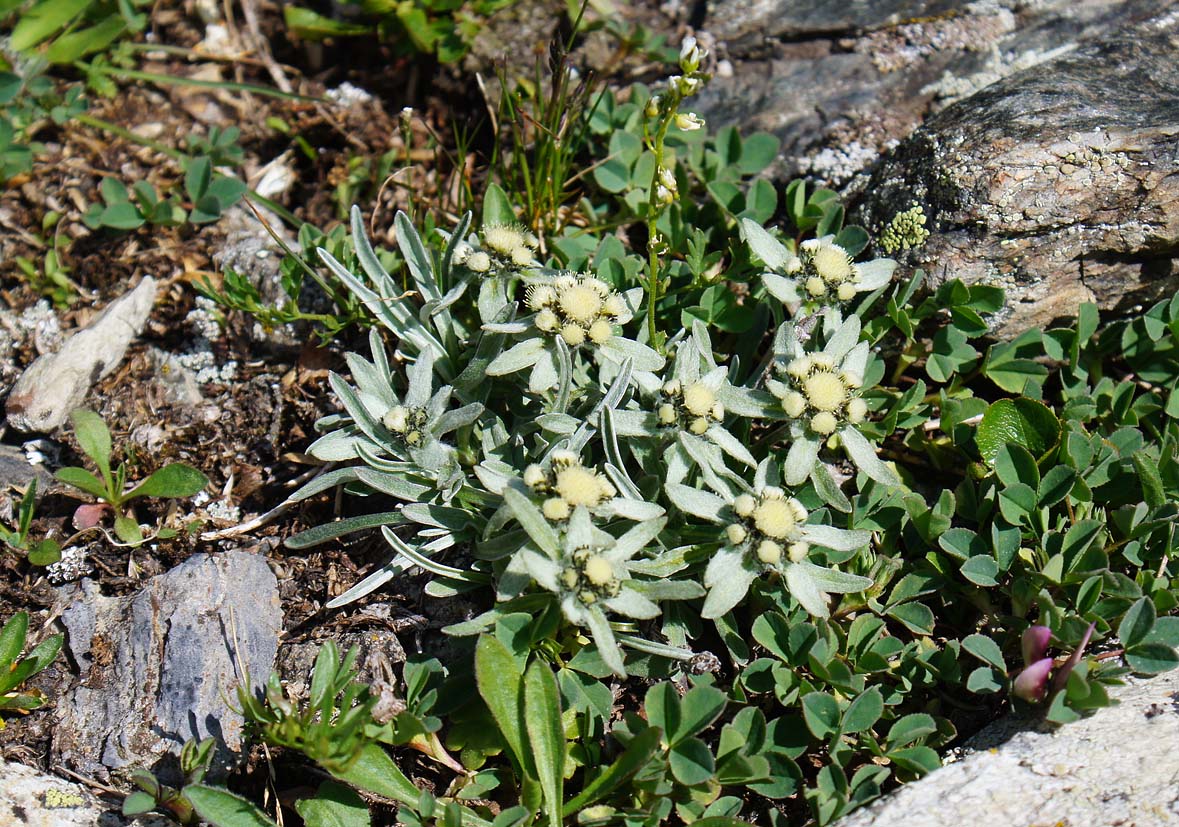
xmin=674 ymin=113 xmax=705 ymax=131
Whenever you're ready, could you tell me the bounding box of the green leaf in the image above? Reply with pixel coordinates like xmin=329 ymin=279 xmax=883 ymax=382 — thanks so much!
xmin=1038 ymin=465 xmax=1076 ymax=507
xmin=669 ymin=737 xmax=716 ymax=786
xmin=329 ymin=744 xmax=421 ymax=807
xmin=885 ymin=602 xmax=935 ymax=636
xmin=125 ymin=463 xmax=209 ymax=500
xmin=475 ymin=636 xmax=528 ymax=775
xmin=887 ymin=746 xmax=940 ymax=775
xmin=114 ymin=515 xmax=143 ymax=545
xmin=295 ymin=781 xmax=372 ymax=827
xmin=994 ymin=443 xmax=1039 ymax=489
xmin=502 ymin=486 xmax=560 ymax=557
xmin=938 ymin=528 xmax=984 ymax=561
xmin=282 ymin=6 xmax=371 ymax=39
xmin=674 ymin=685 xmax=727 ymax=743
xmin=1124 ymin=642 xmax=1179 ymax=676
xmin=70 ymin=409 xmax=112 ymax=484
xmin=45 ymin=16 xmax=127 ymax=63
xmin=26 ymin=539 xmax=62 ymax=567
xmin=524 ymin=659 xmax=564 ymax=827
xmin=122 ymin=790 xmax=157 ymax=817
xmin=56 ymin=466 xmax=111 ymax=501
xmin=186 ymin=784 xmax=278 ymax=827
xmin=1118 ymin=597 xmax=1156 ymax=649
xmin=561 ymin=727 xmax=662 ymax=816
xmin=1132 ymin=453 xmax=1166 ymax=510
xmin=99 ymin=202 xmax=145 ymax=230
xmin=801 ymin=692 xmax=840 ymax=738
xmin=9 ymin=0 xmax=90 ymax=51
xmin=976 ymin=399 xmax=1060 ymax=465
xmin=887 ymin=713 xmax=936 ymax=747
xmin=737 ymin=132 xmax=780 ymax=175
xmin=965 ymin=666 xmax=1004 ymax=694
xmin=840 ymin=687 xmax=883 ymax=734
xmin=997 ymin=482 xmax=1036 ymax=525
xmin=0 ymin=611 xmax=29 ymax=669
xmin=482 ymin=183 xmax=516 ymax=226
xmin=960 ymin=555 xmax=1000 ymax=587
xmin=962 ymin=634 xmax=1007 ymax=671
xmin=185 ymin=156 xmax=212 ymax=200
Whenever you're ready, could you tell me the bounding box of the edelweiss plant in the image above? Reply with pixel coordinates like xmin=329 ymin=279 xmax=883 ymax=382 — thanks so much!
xmin=668 ymin=460 xmax=871 ymax=618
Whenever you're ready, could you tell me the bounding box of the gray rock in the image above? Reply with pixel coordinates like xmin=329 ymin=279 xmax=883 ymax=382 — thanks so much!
xmin=857 ymin=8 xmax=1179 ymax=335
xmin=0 ymin=443 xmax=52 ymax=493
xmin=707 ymin=0 xmax=965 ymax=42
xmin=52 ymin=550 xmax=282 ymax=782
xmin=0 ymin=759 xmax=170 ymax=827
xmin=5 ymin=278 xmax=157 ymax=433
xmin=834 ymin=668 xmax=1179 ymax=827
xmin=694 ymin=0 xmax=1171 ymax=187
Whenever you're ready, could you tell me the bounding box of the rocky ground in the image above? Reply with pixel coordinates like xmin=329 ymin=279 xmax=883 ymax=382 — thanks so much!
xmin=1 ymin=0 xmax=1178 ymax=823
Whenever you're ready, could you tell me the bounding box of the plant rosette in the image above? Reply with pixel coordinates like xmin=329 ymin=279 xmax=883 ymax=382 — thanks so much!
xmin=668 ymin=460 xmax=872 ymax=618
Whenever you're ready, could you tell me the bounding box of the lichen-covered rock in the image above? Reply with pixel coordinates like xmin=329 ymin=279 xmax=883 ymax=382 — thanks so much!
xmin=51 ymin=550 xmax=282 ymax=782
xmin=857 ymin=9 xmax=1179 ymax=336
xmin=833 ymin=668 xmax=1179 ymax=827
xmin=0 ymin=759 xmax=170 ymax=827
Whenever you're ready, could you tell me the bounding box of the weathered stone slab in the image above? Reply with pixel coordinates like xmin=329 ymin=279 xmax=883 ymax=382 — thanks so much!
xmin=0 ymin=759 xmax=170 ymax=827
xmin=856 ymin=9 xmax=1179 ymax=335
xmin=51 ymin=550 xmax=282 ymax=781
xmin=834 ymin=668 xmax=1179 ymax=826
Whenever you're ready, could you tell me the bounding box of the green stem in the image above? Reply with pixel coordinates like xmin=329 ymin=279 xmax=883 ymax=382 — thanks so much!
xmin=74 ymin=113 xmax=183 ymax=159
xmin=644 ymin=116 xmax=672 ymax=349
xmin=80 ymin=62 xmax=321 ymax=102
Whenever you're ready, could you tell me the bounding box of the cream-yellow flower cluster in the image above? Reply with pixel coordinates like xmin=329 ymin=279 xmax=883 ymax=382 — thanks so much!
xmin=727 ymin=487 xmax=811 ymax=566
xmin=455 ymin=222 xmax=538 ymax=273
xmin=656 ymin=378 xmax=725 ymax=435
xmin=527 ymin=273 xmax=626 ymax=348
xmin=523 ymin=451 xmax=616 ymax=522
xmin=381 ymin=404 xmax=429 ymax=447
xmin=794 ymin=238 xmax=862 ymax=302
xmin=776 ymin=354 xmax=866 ymax=436
xmin=561 ymin=546 xmax=623 ymax=606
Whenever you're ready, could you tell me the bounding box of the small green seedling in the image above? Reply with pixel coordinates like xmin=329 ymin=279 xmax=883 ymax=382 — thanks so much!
xmin=55 ymin=409 xmax=209 ymax=545
xmin=0 ymin=611 xmax=64 ymax=727
xmin=123 ymin=737 xmax=215 ymax=824
xmin=0 ymin=480 xmax=63 ymax=566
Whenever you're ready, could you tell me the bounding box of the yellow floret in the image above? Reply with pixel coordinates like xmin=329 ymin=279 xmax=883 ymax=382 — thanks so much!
xmin=511 ymin=246 xmax=534 ymax=266
xmin=786 ymin=357 xmax=811 ymax=379
xmin=726 ymin=523 xmax=748 ymax=545
xmin=788 ymin=542 xmax=809 ymax=562
xmin=555 ymin=466 xmax=609 ymax=507
xmin=805 ymin=276 xmax=827 ymax=297
xmin=543 ymin=497 xmax=571 ymax=521
xmin=837 ymin=282 xmax=857 ymax=301
xmin=483 ymin=224 xmax=525 ymax=255
xmin=603 ymin=294 xmax=627 ymax=318
xmin=588 ymin=319 xmax=613 ymax=344
xmin=528 ymin=285 xmax=556 ymax=310
xmin=583 ymin=555 xmax=614 ymax=587
xmin=561 ymin=323 xmax=586 ymax=347
xmin=535 ymin=309 xmax=560 ymax=333
xmin=682 ymin=383 xmax=716 ymax=417
xmin=689 ymin=417 xmax=710 ymax=435
xmin=382 ymin=405 xmax=408 ymax=433
xmin=558 ymin=284 xmax=603 ymax=324
xmin=804 ymin=371 xmax=848 ymax=412
xmin=467 ymin=252 xmax=492 ymax=273
xmin=811 ymin=243 xmax=853 ymax=283
xmin=523 ymin=464 xmax=547 ymax=489
xmin=847 ymin=398 xmax=868 ymax=424
xmin=657 ymin=404 xmax=677 ymax=425
xmin=756 ymin=540 xmax=783 ymax=565
xmin=753 ymin=498 xmax=797 ymax=539
xmin=810 ymin=411 xmax=838 ymax=435
xmin=782 ymin=391 xmax=806 ymax=418
xmin=733 ymin=494 xmax=756 ymax=518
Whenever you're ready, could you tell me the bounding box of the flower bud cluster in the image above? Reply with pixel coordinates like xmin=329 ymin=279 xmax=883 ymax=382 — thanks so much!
xmin=524 ymin=451 xmax=617 ymax=522
xmin=561 ymin=546 xmax=623 ymax=606
xmin=381 ymin=404 xmax=429 ymax=447
xmin=727 ymin=487 xmax=810 ymax=566
xmin=786 ymin=238 xmax=862 ymax=303
xmin=526 ymin=273 xmax=626 ymax=348
xmin=773 ymin=354 xmax=866 ymax=435
xmin=656 ymin=164 xmax=678 ymax=205
xmin=656 ymin=379 xmax=724 ymax=435
xmin=454 ymin=222 xmax=539 ymax=274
